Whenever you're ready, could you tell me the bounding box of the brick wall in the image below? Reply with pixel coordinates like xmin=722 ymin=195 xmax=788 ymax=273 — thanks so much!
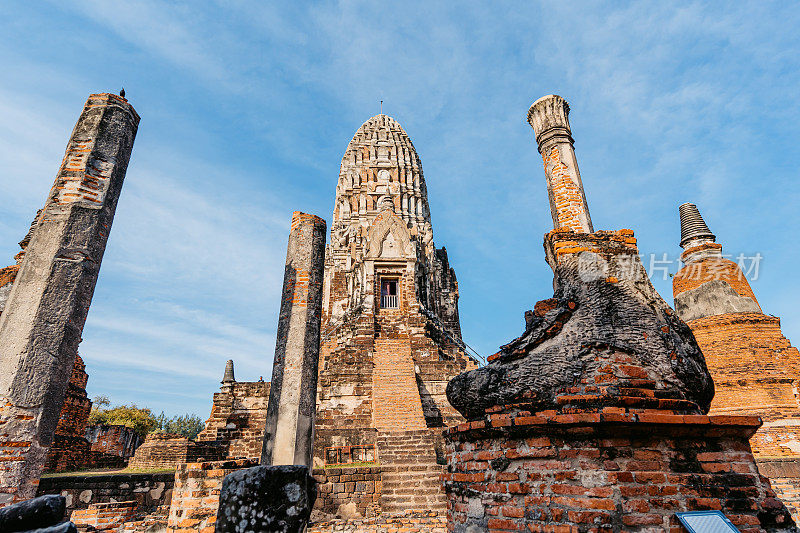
xmin=445 ymin=411 xmax=795 ymax=532
xmin=71 ymin=500 xmax=137 ymax=531
xmin=128 ymin=433 xmax=225 ymax=469
xmin=37 ymin=471 xmax=174 ymax=514
xmin=312 ymin=466 xmax=381 ymax=518
xmin=308 ymin=510 xmax=446 ymax=532
xmin=87 ymin=424 xmax=143 ymax=458
xmin=55 ymin=355 xmax=91 ymax=437
xmin=165 ymin=458 xmax=257 ymax=533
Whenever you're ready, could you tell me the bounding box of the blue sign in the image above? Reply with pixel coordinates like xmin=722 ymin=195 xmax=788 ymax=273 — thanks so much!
xmin=675 ymin=511 xmax=740 ymax=533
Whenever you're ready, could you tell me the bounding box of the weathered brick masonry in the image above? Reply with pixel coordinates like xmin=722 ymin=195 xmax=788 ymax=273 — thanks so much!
xmin=314 ymin=113 xmax=478 ymax=518
xmin=71 ymin=500 xmax=138 ymax=531
xmin=308 ymin=510 xmax=447 ymax=533
xmin=441 ymin=95 xmax=795 ymax=532
xmin=196 ymin=377 xmax=270 ymax=461
xmin=313 ymin=466 xmax=382 ymax=518
xmin=127 ymin=372 xmax=269 ymax=469
xmin=86 ymin=424 xmax=142 ymax=460
xmin=128 ymin=433 xmax=225 ymax=469
xmin=165 ymin=458 xmax=257 ymax=533
xmin=122 ymin=114 xmax=478 ymax=527
xmin=673 ymin=203 xmax=800 ymax=521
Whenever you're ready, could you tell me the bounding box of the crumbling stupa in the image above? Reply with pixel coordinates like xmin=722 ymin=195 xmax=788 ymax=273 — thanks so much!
xmin=443 ymin=95 xmax=796 ymax=532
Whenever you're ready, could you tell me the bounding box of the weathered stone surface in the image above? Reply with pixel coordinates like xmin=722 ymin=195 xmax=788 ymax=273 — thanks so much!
xmin=675 ymin=278 xmax=761 ymax=322
xmin=261 ymin=212 xmax=326 ymax=467
xmin=0 ymin=222 xmax=96 ymax=475
xmin=447 ymin=229 xmax=714 ymax=420
xmin=215 ymin=465 xmax=317 ymax=533
xmin=0 ymin=93 xmax=139 ymax=503
xmin=0 ymin=494 xmax=65 ymax=532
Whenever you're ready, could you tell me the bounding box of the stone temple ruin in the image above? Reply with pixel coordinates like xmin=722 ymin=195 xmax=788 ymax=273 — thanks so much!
xmin=1 ymin=91 xmax=800 ymax=532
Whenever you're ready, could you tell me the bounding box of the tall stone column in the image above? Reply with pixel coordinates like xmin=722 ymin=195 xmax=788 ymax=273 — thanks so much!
xmin=527 ymin=94 xmax=593 ymax=233
xmin=215 ymin=212 xmax=325 ymax=533
xmin=261 ymin=211 xmax=327 ymax=467
xmin=0 ymin=93 xmax=139 ymax=504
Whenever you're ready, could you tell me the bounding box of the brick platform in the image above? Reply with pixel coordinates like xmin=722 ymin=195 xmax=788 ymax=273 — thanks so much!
xmin=71 ymin=500 xmax=137 ymax=531
xmin=445 ymin=410 xmax=795 ymax=532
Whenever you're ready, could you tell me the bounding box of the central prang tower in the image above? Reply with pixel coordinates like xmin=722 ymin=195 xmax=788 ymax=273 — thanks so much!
xmin=314 ymin=114 xmax=477 ymax=516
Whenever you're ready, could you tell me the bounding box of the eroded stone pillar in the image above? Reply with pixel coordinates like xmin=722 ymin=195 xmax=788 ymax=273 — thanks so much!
xmin=0 ymin=93 xmax=139 ymax=503
xmin=527 ymin=94 xmax=593 ymax=233
xmin=215 ymin=212 xmax=325 ymax=532
xmin=261 ymin=212 xmax=326 ymax=467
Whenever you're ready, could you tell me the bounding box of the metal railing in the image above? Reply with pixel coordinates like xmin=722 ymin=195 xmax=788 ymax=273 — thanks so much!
xmin=381 ymin=294 xmax=398 ymax=309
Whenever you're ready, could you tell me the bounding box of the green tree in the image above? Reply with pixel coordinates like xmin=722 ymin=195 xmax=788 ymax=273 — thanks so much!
xmin=89 ymin=398 xmax=204 ymax=440
xmin=89 ymin=403 xmax=158 ymax=436
xmin=154 ymin=413 xmax=205 ymax=440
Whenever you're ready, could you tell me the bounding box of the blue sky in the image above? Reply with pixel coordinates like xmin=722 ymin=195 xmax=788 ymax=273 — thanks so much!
xmin=2 ymin=2 xmax=799 ymax=417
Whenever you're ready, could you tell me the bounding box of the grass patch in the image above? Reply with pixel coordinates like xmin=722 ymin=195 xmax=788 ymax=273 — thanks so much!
xmin=41 ymin=467 xmax=174 ymax=478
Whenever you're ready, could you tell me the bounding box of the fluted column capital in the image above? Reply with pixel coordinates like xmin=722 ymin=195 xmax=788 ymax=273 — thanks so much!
xmin=527 ymin=95 xmax=573 ymax=154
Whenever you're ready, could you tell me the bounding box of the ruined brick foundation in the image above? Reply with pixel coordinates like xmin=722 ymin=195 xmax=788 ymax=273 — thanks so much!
xmin=445 ymin=411 xmax=793 ymax=532
xmin=443 ymin=221 xmax=797 ymax=531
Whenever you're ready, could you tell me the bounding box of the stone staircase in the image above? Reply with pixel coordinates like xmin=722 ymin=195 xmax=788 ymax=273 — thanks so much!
xmin=377 ymin=429 xmax=446 ymax=515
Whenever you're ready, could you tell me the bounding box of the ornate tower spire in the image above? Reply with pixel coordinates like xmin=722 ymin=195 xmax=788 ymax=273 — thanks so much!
xmin=527 ymin=95 xmax=593 ymax=233
xmin=330 ymin=114 xmax=433 ymax=264
xmin=315 ymin=114 xmax=477 ymax=510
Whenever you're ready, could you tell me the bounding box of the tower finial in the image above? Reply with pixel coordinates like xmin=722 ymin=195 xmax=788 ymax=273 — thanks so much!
xmin=222 ymin=359 xmax=235 ymax=384
xmin=678 ymin=203 xmax=715 ymax=249
xmin=380 ymin=99 xmax=383 ymax=115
